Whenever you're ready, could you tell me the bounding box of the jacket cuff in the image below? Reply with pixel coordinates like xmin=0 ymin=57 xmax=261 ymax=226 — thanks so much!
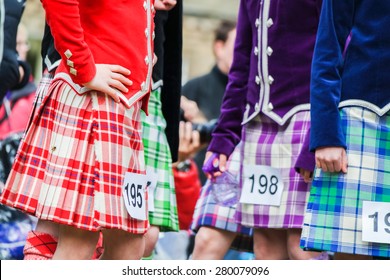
xmin=294 ymin=127 xmax=315 ymax=173
xmin=294 ymin=151 xmax=316 ymax=173
xmin=207 ymin=136 xmax=236 ymax=158
xmin=309 ymin=97 xmax=346 ymax=151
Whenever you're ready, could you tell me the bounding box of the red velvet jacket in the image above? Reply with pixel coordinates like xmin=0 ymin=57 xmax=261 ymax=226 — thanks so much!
xmin=41 ymin=0 xmax=155 ymax=112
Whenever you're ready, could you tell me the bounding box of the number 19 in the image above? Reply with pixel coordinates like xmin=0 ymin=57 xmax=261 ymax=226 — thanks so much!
xmin=368 ymin=212 xmax=390 ymax=234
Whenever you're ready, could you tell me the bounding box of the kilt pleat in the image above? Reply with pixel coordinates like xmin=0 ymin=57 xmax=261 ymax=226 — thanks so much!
xmin=236 ymin=111 xmax=311 ymax=228
xmin=30 ymin=70 xmax=54 ymax=122
xmin=141 ymin=88 xmax=178 ymax=231
xmin=0 ymin=79 xmax=149 ymax=233
xmin=300 ymin=107 xmax=390 ymax=257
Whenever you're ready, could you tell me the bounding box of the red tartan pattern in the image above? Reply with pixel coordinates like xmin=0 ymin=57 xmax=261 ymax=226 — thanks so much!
xmin=0 ymin=80 xmax=149 ymax=233
xmin=23 ymin=231 xmax=58 ymax=260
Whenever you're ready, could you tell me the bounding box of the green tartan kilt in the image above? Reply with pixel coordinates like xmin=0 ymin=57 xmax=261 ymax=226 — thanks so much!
xmin=141 ymin=88 xmax=179 ymax=231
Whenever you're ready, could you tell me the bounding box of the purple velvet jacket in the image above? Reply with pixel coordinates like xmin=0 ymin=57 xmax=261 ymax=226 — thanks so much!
xmin=208 ymin=0 xmax=322 ymax=161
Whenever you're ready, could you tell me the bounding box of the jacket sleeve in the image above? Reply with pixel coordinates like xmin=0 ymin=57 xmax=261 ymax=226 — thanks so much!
xmin=295 ymin=126 xmax=316 ymax=173
xmin=207 ymin=0 xmax=251 ymax=158
xmin=0 ymin=0 xmax=30 ymax=98
xmin=41 ymin=0 xmax=96 ymax=85
xmin=309 ymin=0 xmax=354 ymax=151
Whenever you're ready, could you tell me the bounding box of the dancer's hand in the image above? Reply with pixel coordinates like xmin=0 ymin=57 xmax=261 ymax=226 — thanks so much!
xmin=315 ymin=147 xmax=348 ymax=173
xmin=298 ymin=168 xmax=313 ymax=183
xmin=83 ymin=64 xmax=132 ymax=103
xmin=203 ymin=152 xmax=227 ymax=179
xmin=154 ymin=0 xmax=177 ymax=11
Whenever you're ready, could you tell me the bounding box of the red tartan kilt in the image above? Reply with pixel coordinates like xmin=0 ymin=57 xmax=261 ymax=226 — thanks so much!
xmin=0 ymin=80 xmax=149 ymax=233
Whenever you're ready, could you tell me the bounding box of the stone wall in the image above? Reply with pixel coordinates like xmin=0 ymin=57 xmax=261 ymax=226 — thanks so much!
xmin=181 ymin=0 xmax=239 ymax=82
xmin=20 ymin=0 xmax=240 ymax=83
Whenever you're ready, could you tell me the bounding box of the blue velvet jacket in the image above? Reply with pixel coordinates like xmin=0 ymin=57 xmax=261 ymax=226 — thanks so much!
xmin=310 ymin=0 xmax=390 ymax=151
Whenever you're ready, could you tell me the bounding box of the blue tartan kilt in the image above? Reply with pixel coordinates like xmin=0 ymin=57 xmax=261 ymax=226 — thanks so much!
xmin=300 ymin=107 xmax=390 ymax=257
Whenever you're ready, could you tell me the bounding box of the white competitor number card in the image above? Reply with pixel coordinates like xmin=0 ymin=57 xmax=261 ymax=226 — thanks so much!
xmin=362 ymin=201 xmax=390 ymax=244
xmin=240 ymin=164 xmax=284 ymax=206
xmin=123 ymin=172 xmax=147 ymax=220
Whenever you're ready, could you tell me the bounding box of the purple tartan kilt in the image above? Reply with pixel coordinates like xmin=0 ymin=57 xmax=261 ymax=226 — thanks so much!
xmin=191 ymin=143 xmax=253 ymax=252
xmin=236 ymin=111 xmax=311 ymax=228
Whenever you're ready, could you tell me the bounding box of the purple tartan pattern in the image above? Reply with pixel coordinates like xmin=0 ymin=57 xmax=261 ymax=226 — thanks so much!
xmin=236 ymin=111 xmax=311 ymax=228
xmin=191 ymin=144 xmax=253 ymax=252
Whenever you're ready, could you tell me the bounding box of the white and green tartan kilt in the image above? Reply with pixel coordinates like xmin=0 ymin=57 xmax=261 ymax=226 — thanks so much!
xmin=300 ymin=107 xmax=390 ymax=258
xmin=141 ymin=88 xmax=179 ymax=231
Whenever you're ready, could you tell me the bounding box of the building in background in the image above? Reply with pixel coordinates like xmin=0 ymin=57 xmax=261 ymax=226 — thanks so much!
xmin=182 ymin=0 xmax=239 ymax=82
